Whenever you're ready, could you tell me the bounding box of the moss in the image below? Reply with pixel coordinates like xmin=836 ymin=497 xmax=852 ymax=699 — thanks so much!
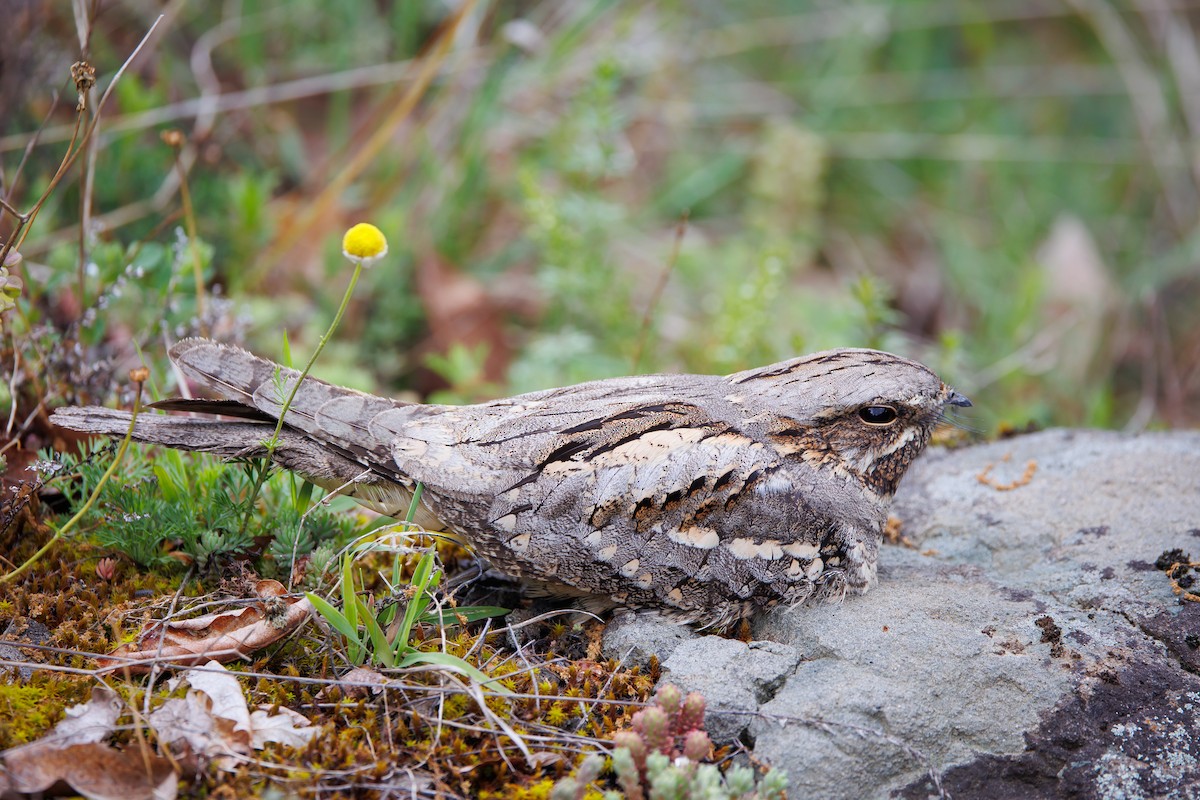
xmin=488 ymin=778 xmax=557 ymax=800
xmin=443 ymin=693 xmax=471 ymax=720
xmin=545 ymin=702 xmax=569 ymax=727
xmin=0 ymin=674 xmax=91 ymax=749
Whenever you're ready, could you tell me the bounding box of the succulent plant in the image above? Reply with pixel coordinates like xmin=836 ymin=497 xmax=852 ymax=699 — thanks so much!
xmin=553 ymin=684 xmax=787 ymax=800
xmin=550 ymin=754 xmax=605 ymax=800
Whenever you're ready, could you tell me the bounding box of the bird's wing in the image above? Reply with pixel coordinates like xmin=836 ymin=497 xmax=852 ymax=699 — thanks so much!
xmin=377 ymin=392 xmax=834 ymax=621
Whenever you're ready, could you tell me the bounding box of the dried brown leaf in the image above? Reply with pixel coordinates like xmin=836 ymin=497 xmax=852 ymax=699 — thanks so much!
xmin=316 ymin=665 xmax=390 ymax=699
xmin=247 ymin=705 xmax=320 ymax=750
xmin=0 ymin=688 xmax=175 ymax=800
xmin=96 ymin=580 xmax=312 ymax=673
xmin=412 ymin=253 xmax=513 ymax=395
xmin=147 ymin=661 xmax=318 ymax=758
xmin=44 ymin=686 xmax=123 ymax=747
xmin=0 ymin=741 xmax=177 ymax=800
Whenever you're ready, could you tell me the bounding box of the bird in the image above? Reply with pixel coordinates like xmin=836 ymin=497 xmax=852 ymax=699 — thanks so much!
xmin=51 ymin=338 xmax=970 ymax=627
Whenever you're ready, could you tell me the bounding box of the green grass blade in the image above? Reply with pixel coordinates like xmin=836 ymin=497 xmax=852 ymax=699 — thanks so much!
xmin=396 ymin=651 xmax=513 ymax=695
xmin=152 ymin=464 xmax=181 ymax=503
xmin=404 ymin=482 xmax=425 ymax=524
xmin=294 ymin=478 xmax=314 ymax=514
xmin=307 ymin=592 xmax=366 ymax=666
xmin=411 ymin=550 xmax=434 ymax=587
xmin=356 ymin=597 xmax=394 ymax=669
xmin=393 ymin=551 xmax=434 ymax=648
xmin=416 ymin=605 xmax=509 ymax=625
xmin=340 ymin=556 xmax=358 ymax=631
xmin=305 ymin=592 xmax=358 ymax=642
xmin=339 ymin=556 xmax=363 ymax=663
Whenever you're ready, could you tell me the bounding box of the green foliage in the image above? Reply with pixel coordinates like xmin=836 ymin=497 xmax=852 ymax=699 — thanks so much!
xmin=8 ymin=2 xmax=1198 ymax=432
xmin=264 ymin=498 xmax=359 ymax=574
xmin=306 ymin=485 xmax=508 ymax=681
xmin=48 ymin=442 xmax=359 ymax=572
xmin=624 ymin=754 xmax=787 ymax=800
xmin=504 ymin=55 xmax=648 ymax=390
xmin=223 ymin=171 xmax=279 ymax=290
xmin=306 ymin=545 xmax=501 ymax=673
xmin=424 ymin=342 xmax=499 ymax=404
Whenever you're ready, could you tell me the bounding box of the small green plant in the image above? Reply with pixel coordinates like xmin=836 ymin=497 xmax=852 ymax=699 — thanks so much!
xmin=306 ymin=484 xmax=509 ymax=687
xmin=265 ymin=499 xmax=358 ymax=576
xmin=43 ymin=442 xmax=358 ymax=571
xmin=553 ymin=684 xmax=788 ymax=800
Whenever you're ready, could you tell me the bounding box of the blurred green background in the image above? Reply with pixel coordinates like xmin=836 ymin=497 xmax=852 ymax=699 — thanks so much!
xmin=3 ymin=0 xmax=1199 ymax=433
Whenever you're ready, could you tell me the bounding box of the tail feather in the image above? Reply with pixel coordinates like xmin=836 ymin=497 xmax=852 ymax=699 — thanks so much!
xmin=49 ymin=406 xmax=383 ymax=490
xmin=52 ymin=406 xmax=275 ymax=458
xmin=168 ymin=337 xmax=269 ymax=407
xmin=149 ymin=398 xmax=274 ymax=422
xmin=169 ymin=338 xmax=404 ymax=466
xmin=50 ymin=339 xmax=431 ymax=516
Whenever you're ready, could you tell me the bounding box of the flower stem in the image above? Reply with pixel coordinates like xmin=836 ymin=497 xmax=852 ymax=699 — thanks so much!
xmin=173 ymin=149 xmax=208 ymax=336
xmin=238 ymin=262 xmax=363 ymax=535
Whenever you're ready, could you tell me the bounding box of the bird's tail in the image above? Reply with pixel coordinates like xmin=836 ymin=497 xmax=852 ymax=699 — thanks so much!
xmin=49 ymin=405 xmax=276 ymax=457
xmin=168 ymin=338 xmax=402 ymax=439
xmin=48 ymin=404 xmax=384 ymax=492
xmin=50 ymin=338 xmax=410 ymax=489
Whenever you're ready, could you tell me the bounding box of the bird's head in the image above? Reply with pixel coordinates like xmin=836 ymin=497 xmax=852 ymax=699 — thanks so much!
xmin=730 ymin=348 xmax=971 ymax=496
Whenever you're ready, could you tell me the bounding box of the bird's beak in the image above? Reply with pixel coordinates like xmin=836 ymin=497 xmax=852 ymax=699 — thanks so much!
xmin=945 ymin=389 xmax=972 ymax=408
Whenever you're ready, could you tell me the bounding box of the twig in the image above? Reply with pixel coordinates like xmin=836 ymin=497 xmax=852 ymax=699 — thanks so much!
xmin=0 ymin=90 xmax=61 ymax=235
xmin=0 ymin=370 xmax=146 ymax=584
xmin=142 ymin=565 xmax=196 ymax=719
xmin=71 ymin=0 xmax=98 ymax=308
xmin=0 ymin=56 xmax=445 ymax=155
xmin=4 ymin=345 xmax=19 ymax=436
xmin=11 ymin=15 xmax=165 ymax=254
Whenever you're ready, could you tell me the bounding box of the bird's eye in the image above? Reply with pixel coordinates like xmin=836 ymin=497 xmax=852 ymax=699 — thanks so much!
xmin=858 ymin=405 xmax=898 ymax=426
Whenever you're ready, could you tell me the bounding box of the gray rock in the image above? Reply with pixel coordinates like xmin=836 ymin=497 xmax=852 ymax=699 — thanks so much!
xmin=660 ymin=635 xmax=801 ymax=743
xmin=601 ymin=429 xmax=1200 ymax=799
xmin=892 ymin=429 xmax=1200 ymax=613
xmin=750 ymin=551 xmax=1091 ymax=798
xmin=0 ymin=618 xmax=51 ymax=680
xmin=600 ymin=610 xmax=698 ymax=667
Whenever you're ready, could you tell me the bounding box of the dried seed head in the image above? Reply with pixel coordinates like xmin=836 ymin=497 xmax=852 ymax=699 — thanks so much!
xmin=71 ymin=61 xmax=96 ymax=110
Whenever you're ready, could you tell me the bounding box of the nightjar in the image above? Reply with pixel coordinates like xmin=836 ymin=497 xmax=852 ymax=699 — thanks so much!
xmin=52 ymin=339 xmax=970 ymax=627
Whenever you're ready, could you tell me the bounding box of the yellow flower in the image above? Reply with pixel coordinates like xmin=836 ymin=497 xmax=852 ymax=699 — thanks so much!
xmin=341 ymin=223 xmax=389 ymax=267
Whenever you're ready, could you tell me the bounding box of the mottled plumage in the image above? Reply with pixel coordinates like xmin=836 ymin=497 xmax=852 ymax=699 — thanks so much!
xmin=51 ymin=339 xmax=969 ymax=626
